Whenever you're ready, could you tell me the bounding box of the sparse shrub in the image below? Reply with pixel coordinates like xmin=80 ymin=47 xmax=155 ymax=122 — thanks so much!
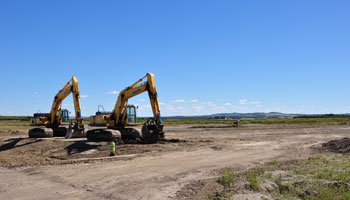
xmin=256 ymin=167 xmax=265 ymax=176
xmin=218 ymin=169 xmax=236 ymax=186
xmin=207 ymin=192 xmax=225 ymax=200
xmin=248 ymin=172 xmax=260 ymax=191
xmin=270 ymin=159 xmax=278 ymax=165
xmin=274 ymin=177 xmax=289 ymax=195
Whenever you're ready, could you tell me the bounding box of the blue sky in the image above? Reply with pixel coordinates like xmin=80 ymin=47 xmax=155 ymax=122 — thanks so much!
xmin=1 ymin=0 xmax=350 ymax=117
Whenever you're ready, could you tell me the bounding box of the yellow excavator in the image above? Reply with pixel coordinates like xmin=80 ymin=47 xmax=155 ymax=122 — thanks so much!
xmin=28 ymin=76 xmax=85 ymax=138
xmin=86 ymin=73 xmax=164 ymax=143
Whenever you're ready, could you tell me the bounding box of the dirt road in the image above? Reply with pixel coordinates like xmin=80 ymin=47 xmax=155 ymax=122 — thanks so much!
xmin=0 ymin=125 xmax=349 ymax=199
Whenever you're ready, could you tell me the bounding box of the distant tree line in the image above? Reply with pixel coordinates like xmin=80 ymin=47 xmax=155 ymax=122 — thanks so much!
xmin=294 ymin=114 xmax=350 ymax=119
xmin=0 ymin=116 xmax=31 ymax=121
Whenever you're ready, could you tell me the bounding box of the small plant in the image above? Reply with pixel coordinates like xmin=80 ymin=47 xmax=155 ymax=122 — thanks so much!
xmin=207 ymin=192 xmax=225 ymax=200
xmin=270 ymin=159 xmax=278 ymax=165
xmin=294 ymin=168 xmax=309 ymax=175
xmin=274 ymin=176 xmax=290 ymax=195
xmin=248 ymin=172 xmax=260 ymax=191
xmin=255 ymin=167 xmax=265 ymax=176
xmin=218 ymin=169 xmax=236 ymax=186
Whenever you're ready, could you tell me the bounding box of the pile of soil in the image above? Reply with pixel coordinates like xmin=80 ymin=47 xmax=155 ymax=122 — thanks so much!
xmin=0 ymin=137 xmax=188 ymax=167
xmin=321 ymin=137 xmax=350 ymax=153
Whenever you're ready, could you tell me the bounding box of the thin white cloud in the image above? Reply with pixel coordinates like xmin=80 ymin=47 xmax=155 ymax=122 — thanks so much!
xmin=192 ymin=105 xmax=204 ymax=111
xmin=105 ymin=91 xmax=118 ymax=95
xmin=137 ymin=104 xmax=152 ymax=111
xmin=33 ymin=92 xmax=41 ymax=98
xmin=201 ymin=101 xmax=216 ymax=107
xmin=190 ymin=99 xmax=199 ymax=103
xmin=80 ymin=94 xmax=88 ymax=98
xmin=238 ymin=99 xmax=248 ymax=104
xmin=172 ymin=99 xmax=185 ymax=103
xmin=238 ymin=99 xmax=260 ymax=105
xmin=139 ymin=99 xmax=146 ymax=102
xmin=224 ymin=103 xmax=232 ymax=106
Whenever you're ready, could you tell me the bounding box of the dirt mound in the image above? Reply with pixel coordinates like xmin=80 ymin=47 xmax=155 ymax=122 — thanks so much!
xmin=321 ymin=137 xmax=350 ymax=153
xmin=0 ymin=136 xmax=189 ymax=167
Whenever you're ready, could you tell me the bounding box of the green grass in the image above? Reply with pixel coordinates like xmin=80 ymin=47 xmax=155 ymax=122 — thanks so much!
xmin=0 ymin=120 xmax=31 ymax=130
xmin=162 ymin=117 xmax=350 ymax=126
xmin=272 ymin=155 xmax=350 ymax=199
xmin=218 ymin=169 xmax=236 ymax=186
xmin=243 ymin=117 xmax=350 ymax=125
xmin=211 ymin=155 xmax=350 ymax=200
xmin=270 ymin=159 xmax=279 ymax=165
xmin=0 ymin=116 xmax=31 ymax=121
xmin=248 ymin=172 xmax=261 ymax=191
xmin=207 ymin=192 xmax=231 ymax=200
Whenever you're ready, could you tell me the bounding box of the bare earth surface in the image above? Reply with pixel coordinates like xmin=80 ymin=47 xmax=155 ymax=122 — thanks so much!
xmin=0 ymin=124 xmax=349 ymax=199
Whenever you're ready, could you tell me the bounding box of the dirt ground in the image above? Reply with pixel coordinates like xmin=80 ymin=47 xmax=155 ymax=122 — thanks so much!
xmin=0 ymin=124 xmax=349 ymax=199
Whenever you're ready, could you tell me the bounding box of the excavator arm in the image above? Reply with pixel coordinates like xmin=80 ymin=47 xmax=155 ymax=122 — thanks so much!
xmin=47 ymin=76 xmax=83 ymax=128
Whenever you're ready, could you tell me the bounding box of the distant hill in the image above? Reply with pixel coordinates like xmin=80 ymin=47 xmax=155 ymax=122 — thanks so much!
xmin=159 ymin=112 xmax=350 ymax=120
xmin=160 ymin=112 xmax=302 ymax=119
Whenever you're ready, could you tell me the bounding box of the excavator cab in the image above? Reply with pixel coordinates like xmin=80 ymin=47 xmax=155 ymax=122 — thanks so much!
xmin=127 ymin=106 xmax=137 ymax=123
xmin=60 ymin=109 xmax=69 ymax=123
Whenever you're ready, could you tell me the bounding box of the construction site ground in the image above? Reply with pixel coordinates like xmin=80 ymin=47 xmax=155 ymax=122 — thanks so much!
xmin=0 ymin=123 xmax=349 ymax=199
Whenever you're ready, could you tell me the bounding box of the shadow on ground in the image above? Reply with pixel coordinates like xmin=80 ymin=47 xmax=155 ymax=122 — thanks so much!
xmin=65 ymin=141 xmax=101 ymax=155
xmin=0 ymin=138 xmax=42 ymax=152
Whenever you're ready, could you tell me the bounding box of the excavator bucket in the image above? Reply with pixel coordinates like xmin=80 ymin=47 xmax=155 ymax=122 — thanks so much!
xmin=65 ymin=123 xmax=86 ymax=139
xmin=141 ymin=120 xmax=164 ymax=143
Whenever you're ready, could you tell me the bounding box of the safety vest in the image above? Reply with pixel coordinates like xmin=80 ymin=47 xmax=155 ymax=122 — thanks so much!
xmin=110 ymin=141 xmax=116 ymax=153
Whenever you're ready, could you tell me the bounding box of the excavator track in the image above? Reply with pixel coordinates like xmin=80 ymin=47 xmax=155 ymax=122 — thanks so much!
xmin=28 ymin=128 xmax=53 ymax=138
xmin=86 ymin=128 xmax=121 ymax=141
xmin=121 ymin=128 xmax=141 ymax=142
xmin=53 ymin=127 xmax=68 ymax=137
xmin=86 ymin=124 xmax=163 ymax=144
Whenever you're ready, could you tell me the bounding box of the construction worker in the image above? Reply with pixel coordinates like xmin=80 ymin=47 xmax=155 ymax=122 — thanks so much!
xmin=110 ymin=139 xmax=116 ymax=156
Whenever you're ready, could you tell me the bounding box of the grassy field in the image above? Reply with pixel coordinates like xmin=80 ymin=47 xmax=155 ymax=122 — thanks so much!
xmin=160 ymin=117 xmax=350 ymax=126
xmin=2 ymin=116 xmax=350 ymax=128
xmin=210 ymin=154 xmax=350 ymax=200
